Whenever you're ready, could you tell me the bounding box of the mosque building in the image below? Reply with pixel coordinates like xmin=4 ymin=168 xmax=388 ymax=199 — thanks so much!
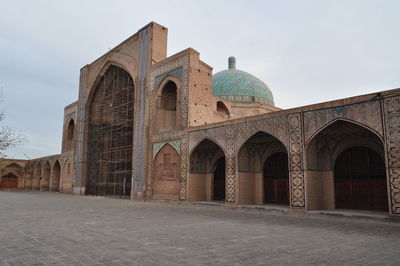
xmin=1 ymin=22 xmax=399 ymax=216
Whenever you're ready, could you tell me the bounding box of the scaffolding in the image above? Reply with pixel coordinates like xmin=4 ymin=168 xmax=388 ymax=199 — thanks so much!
xmin=87 ymin=66 xmax=134 ymax=197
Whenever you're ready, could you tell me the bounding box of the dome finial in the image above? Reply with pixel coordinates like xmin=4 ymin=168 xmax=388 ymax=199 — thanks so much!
xmin=228 ymin=56 xmax=236 ymax=70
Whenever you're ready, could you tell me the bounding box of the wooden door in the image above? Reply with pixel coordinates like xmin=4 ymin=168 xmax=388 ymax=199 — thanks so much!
xmin=0 ymin=173 xmax=18 ymax=189
xmin=263 ymin=153 xmax=289 ymax=205
xmin=334 ymin=147 xmax=388 ymax=211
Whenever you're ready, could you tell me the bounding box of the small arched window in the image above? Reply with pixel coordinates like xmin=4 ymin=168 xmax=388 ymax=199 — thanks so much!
xmin=67 ymin=119 xmax=75 ymax=141
xmin=161 ymin=81 xmax=177 ymax=111
xmin=64 ymin=119 xmax=75 ymax=151
xmin=157 ymin=81 xmax=178 ymax=131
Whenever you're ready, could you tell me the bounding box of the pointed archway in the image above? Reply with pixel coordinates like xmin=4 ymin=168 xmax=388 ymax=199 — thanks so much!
xmin=51 ymin=160 xmax=61 ymax=192
xmin=155 ymin=80 xmax=178 ymax=132
xmin=64 ymin=119 xmax=75 ymax=151
xmin=189 ymin=139 xmax=226 ymax=202
xmin=306 ymin=119 xmax=388 ymax=212
xmin=0 ymin=163 xmax=24 ymax=189
xmin=238 ymin=132 xmax=289 ymax=205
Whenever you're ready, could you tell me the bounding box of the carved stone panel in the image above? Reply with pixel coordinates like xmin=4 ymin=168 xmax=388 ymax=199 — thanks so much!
xmin=383 ymin=96 xmax=400 ymax=214
xmin=304 ymin=100 xmax=383 ymax=143
xmin=288 ymin=113 xmax=305 ymax=207
xmin=235 ymin=116 xmax=289 ymax=153
xmin=180 ymin=134 xmax=188 ymax=200
xmin=226 ymin=125 xmax=236 ymax=203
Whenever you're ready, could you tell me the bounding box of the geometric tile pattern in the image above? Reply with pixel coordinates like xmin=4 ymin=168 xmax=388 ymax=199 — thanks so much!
xmin=288 ymin=113 xmax=305 ymax=207
xmin=383 ymin=96 xmax=400 ymax=214
xmin=179 ymin=134 xmax=188 ymax=200
xmin=225 ymin=125 xmax=235 ymax=202
xmin=154 ymin=67 xmax=183 ymax=89
xmin=152 ymin=140 xmax=181 ymax=158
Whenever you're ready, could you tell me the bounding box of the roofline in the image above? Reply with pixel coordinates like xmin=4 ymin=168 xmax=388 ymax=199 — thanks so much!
xmin=187 ymin=87 xmax=400 ymax=132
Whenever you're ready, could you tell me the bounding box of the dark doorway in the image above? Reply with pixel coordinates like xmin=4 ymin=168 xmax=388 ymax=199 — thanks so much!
xmin=334 ymin=147 xmax=388 ymax=211
xmin=213 ymin=157 xmax=225 ymax=201
xmin=263 ymin=152 xmax=289 ymax=205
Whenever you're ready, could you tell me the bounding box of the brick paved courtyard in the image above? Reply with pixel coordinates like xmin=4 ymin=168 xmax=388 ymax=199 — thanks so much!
xmin=0 ymin=191 xmax=399 ymax=266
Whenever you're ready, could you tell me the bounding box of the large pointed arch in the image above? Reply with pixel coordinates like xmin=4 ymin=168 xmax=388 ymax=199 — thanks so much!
xmin=86 ymin=64 xmax=134 ymax=197
xmin=305 ymin=119 xmax=388 ymax=212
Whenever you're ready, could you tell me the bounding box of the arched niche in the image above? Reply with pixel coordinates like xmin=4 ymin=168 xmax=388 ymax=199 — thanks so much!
xmin=237 ymin=131 xmax=288 ymax=205
xmin=305 ymin=119 xmax=388 ymax=212
xmin=51 ymin=160 xmax=61 ymax=192
xmin=64 ymin=119 xmax=75 ymax=151
xmin=216 ymin=101 xmax=230 ymax=118
xmin=155 ymin=78 xmax=180 ymax=132
xmin=152 ymin=143 xmax=180 ymax=200
xmin=189 ymin=139 xmax=226 ymax=202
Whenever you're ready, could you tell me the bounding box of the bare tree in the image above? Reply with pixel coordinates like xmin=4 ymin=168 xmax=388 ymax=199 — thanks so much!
xmin=0 ymin=88 xmax=25 ymax=158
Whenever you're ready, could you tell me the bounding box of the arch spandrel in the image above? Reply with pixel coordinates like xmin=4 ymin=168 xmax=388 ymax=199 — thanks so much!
xmin=235 ymin=116 xmax=289 ymax=153
xmin=153 ymin=140 xmax=181 ymax=159
xmin=86 ymin=53 xmax=137 ymax=96
xmin=237 ymin=131 xmax=288 ymax=173
xmin=305 ymin=119 xmax=385 ymax=170
xmin=303 ymin=100 xmax=384 ymax=143
xmin=306 ymin=117 xmax=384 ymax=148
xmin=2 ymin=163 xmax=23 ymax=174
xmin=188 ymin=134 xmax=228 ymax=159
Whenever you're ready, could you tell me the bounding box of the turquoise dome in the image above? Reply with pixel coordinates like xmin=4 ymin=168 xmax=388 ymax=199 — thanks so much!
xmin=212 ymin=57 xmax=274 ymax=106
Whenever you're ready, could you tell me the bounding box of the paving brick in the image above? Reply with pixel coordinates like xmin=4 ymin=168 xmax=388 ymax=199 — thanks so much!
xmin=0 ymin=191 xmax=400 ymax=265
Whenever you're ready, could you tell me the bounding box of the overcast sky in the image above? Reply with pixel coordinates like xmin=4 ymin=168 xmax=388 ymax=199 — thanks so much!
xmin=0 ymin=0 xmax=399 ymax=159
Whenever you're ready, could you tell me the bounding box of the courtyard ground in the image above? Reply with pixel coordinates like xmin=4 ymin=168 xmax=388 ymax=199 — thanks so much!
xmin=0 ymin=191 xmax=399 ymax=266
